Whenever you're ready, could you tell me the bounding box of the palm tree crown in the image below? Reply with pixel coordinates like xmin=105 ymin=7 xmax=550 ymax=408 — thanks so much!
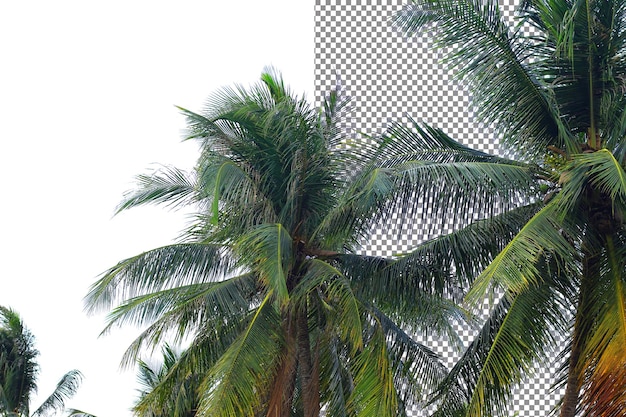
xmin=0 ymin=307 xmax=85 ymax=417
xmin=392 ymin=0 xmax=626 ymax=415
xmin=133 ymin=344 xmax=200 ymax=417
xmin=85 ymin=69 xmax=464 ymax=417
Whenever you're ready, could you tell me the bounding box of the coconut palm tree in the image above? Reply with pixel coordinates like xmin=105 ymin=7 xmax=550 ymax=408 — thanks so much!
xmin=133 ymin=344 xmax=199 ymax=417
xmin=84 ymin=69 xmax=475 ymax=417
xmin=0 ymin=307 xmax=86 ymax=417
xmin=391 ymin=0 xmax=626 ymax=415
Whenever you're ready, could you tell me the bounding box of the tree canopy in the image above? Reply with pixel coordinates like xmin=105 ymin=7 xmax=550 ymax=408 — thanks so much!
xmin=0 ymin=307 xmax=87 ymax=417
xmin=391 ymin=0 xmax=626 ymax=415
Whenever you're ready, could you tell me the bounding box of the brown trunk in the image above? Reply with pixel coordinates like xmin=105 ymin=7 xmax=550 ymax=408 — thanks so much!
xmin=560 ymin=244 xmax=597 ymax=417
xmin=560 ymin=326 xmax=582 ymax=417
xmin=267 ymin=317 xmax=298 ymax=417
xmin=297 ymin=305 xmax=320 ymax=417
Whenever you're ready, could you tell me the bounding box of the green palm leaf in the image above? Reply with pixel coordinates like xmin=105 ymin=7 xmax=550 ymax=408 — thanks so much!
xmin=235 ymin=223 xmax=293 ymax=305
xmin=31 ymin=370 xmax=83 ymax=417
xmin=395 ymin=160 xmax=536 ymax=226
xmin=102 ymin=273 xmax=257 ymax=367
xmin=198 ymin=294 xmax=282 ymax=417
xmin=347 ymin=322 xmax=398 ymax=417
xmin=393 ymin=0 xmax=571 ymax=158
xmin=568 ymin=149 xmax=626 ymax=207
xmin=372 ymin=308 xmax=448 ymax=405
xmin=85 ymin=243 xmax=235 ymax=313
xmin=468 ymin=197 xmax=576 ymax=301
xmin=434 ymin=273 xmax=569 ymax=417
xmin=291 ymin=259 xmax=364 ymax=352
xmin=116 ymin=165 xmax=198 ymax=213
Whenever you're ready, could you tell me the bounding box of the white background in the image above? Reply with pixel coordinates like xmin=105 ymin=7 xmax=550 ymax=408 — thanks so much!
xmin=0 ymin=2 xmax=314 ymax=415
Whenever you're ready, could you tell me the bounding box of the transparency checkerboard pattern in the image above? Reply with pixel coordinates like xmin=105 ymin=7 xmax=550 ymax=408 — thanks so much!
xmin=315 ymin=1 xmax=563 ymax=416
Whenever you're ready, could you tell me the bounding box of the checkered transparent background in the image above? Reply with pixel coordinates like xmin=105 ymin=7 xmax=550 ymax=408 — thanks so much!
xmin=315 ymin=1 xmax=564 ymax=416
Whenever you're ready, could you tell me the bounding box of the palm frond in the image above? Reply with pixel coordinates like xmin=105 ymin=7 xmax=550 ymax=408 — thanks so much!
xmin=577 ymin=235 xmax=626 ymax=417
xmin=194 ymin=145 xmax=278 ymax=231
xmin=291 ymin=258 xmax=364 ymax=352
xmin=393 ymin=160 xmax=536 ymax=227
xmin=84 ymin=243 xmax=235 ymax=314
xmin=372 ymin=308 xmax=448 ymax=408
xmin=318 ymin=337 xmax=351 ymax=417
xmin=468 ymin=197 xmax=576 ymax=301
xmin=116 ymin=165 xmax=197 ymax=214
xmin=31 ymin=370 xmax=83 ymax=417
xmin=347 ymin=320 xmax=399 ymax=417
xmin=0 ymin=307 xmax=39 ymax=416
xmin=66 ymin=409 xmax=98 ymax=417
xmin=133 ymin=344 xmax=202 ymax=417
xmin=366 ymin=203 xmax=540 ymax=299
xmin=235 ymin=223 xmax=293 ymax=305
xmin=319 ymin=76 xmax=353 ymax=151
xmin=392 ymin=0 xmax=570 ymax=158
xmin=378 ymin=118 xmax=515 ymax=166
xmin=433 ymin=275 xmax=568 ymax=417
xmin=133 ymin=327 xmax=238 ymax=417
xmin=569 ymin=149 xmax=626 ymax=207
xmin=110 ymin=273 xmax=257 ymax=368
xmin=197 ymin=294 xmax=282 ymax=417
xmin=313 ymin=165 xmax=397 ymax=251
xmin=102 ymin=274 xmax=256 ymax=335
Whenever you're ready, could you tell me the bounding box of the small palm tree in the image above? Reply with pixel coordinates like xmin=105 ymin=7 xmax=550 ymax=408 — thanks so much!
xmin=0 ymin=307 xmax=85 ymax=417
xmin=85 ymin=69 xmax=465 ymax=417
xmin=391 ymin=0 xmax=626 ymax=415
xmin=133 ymin=344 xmax=200 ymax=417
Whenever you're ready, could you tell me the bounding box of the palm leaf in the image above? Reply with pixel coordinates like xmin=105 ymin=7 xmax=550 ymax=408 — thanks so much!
xmin=116 ymin=165 xmax=197 ymax=214
xmin=66 ymin=409 xmax=98 ymax=417
xmin=133 ymin=344 xmax=201 ymax=417
xmin=235 ymin=223 xmax=293 ymax=305
xmin=84 ymin=243 xmax=235 ymax=314
xmin=393 ymin=160 xmax=536 ymax=228
xmin=378 ymin=118 xmax=515 ymax=166
xmin=31 ymin=370 xmax=83 ymax=417
xmin=101 ymin=273 xmax=257 ymax=367
xmin=134 ymin=327 xmax=240 ymax=417
xmin=197 ymin=294 xmax=282 ymax=417
xmin=318 ymin=337 xmax=351 ymax=417
xmin=433 ymin=272 xmax=569 ymax=417
xmin=468 ymin=197 xmax=576 ymax=301
xmin=571 ymin=149 xmax=626 ymax=206
xmin=347 ymin=321 xmax=398 ymax=417
xmin=392 ymin=0 xmax=571 ymax=158
xmin=577 ymin=235 xmax=626 ymax=417
xmin=291 ymin=258 xmax=364 ymax=352
xmin=372 ymin=308 xmax=448 ymax=408
xmin=364 ymin=203 xmax=540 ymax=300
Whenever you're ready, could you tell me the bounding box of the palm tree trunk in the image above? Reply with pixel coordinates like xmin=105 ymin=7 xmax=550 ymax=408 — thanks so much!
xmin=297 ymin=306 xmax=320 ymax=417
xmin=267 ymin=317 xmax=298 ymax=417
xmin=560 ymin=245 xmax=597 ymax=417
xmin=560 ymin=323 xmax=582 ymax=417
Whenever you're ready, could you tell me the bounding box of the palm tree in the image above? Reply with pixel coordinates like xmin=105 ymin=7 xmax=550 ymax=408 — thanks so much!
xmin=133 ymin=344 xmax=200 ymax=417
xmin=84 ymin=69 xmax=467 ymax=417
xmin=0 ymin=307 xmax=86 ymax=417
xmin=390 ymin=0 xmax=626 ymax=416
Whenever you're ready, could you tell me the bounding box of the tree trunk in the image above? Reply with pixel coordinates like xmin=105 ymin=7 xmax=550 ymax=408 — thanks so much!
xmin=559 ymin=325 xmax=582 ymax=417
xmin=267 ymin=316 xmax=298 ymax=417
xmin=560 ymin=245 xmax=597 ymax=417
xmin=297 ymin=305 xmax=320 ymax=417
